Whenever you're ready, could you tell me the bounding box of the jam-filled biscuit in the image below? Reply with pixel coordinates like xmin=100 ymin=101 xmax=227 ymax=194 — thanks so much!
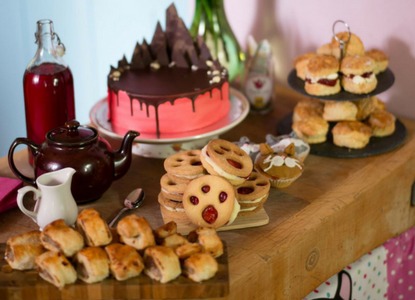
xmin=183 ymin=175 xmax=236 ymax=228
xmin=235 ymin=170 xmax=270 ymax=215
xmin=163 ymin=150 xmax=205 ymax=183
xmin=200 ymin=139 xmax=253 ymax=186
xmin=160 ymin=173 xmax=187 ymax=201
xmin=158 ymin=193 xmax=193 ymax=227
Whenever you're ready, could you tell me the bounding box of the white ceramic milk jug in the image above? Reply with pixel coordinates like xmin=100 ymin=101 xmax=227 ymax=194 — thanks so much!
xmin=17 ymin=167 xmax=78 ymax=230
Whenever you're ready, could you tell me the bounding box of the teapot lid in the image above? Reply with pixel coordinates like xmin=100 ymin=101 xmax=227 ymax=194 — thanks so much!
xmin=47 ymin=120 xmax=97 ymax=146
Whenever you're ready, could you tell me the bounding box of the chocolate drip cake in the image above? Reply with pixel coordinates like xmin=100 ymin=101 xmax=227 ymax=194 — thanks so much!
xmin=107 ymin=4 xmax=230 ymax=137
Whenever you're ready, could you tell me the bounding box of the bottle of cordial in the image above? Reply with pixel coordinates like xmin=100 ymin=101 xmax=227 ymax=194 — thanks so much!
xmin=23 ymin=19 xmax=76 ymax=164
xmin=244 ymin=39 xmax=274 ymax=113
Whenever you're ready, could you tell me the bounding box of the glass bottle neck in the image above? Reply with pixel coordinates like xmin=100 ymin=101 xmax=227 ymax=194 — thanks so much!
xmin=27 ymin=19 xmax=67 ymax=70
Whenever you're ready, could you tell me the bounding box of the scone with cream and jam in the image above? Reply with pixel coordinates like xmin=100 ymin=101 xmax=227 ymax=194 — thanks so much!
xmin=304 ymin=54 xmax=341 ymax=96
xmin=340 ymin=55 xmax=377 ymax=94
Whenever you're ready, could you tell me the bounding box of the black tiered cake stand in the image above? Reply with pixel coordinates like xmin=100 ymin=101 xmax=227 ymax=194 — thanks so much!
xmin=278 ymin=68 xmax=407 ymax=158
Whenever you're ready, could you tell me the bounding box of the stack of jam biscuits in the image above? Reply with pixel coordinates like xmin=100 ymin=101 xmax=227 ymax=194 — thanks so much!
xmin=291 ymin=30 xmax=395 ymax=149
xmin=159 ymin=139 xmax=272 ymax=230
xmin=159 ymin=150 xmax=206 ymax=229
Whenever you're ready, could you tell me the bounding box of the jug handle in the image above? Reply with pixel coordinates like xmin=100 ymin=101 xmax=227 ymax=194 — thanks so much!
xmin=8 ymin=138 xmax=38 ymax=185
xmin=17 ymin=186 xmax=40 ymax=223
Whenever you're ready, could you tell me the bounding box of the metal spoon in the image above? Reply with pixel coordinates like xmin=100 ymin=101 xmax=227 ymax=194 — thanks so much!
xmin=108 ymin=188 xmax=145 ymax=227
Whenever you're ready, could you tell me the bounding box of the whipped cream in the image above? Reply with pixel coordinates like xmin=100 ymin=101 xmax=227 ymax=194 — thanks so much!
xmin=307 ymin=72 xmax=338 ymax=83
xmin=226 ymin=198 xmax=240 ymax=225
xmin=162 ymin=203 xmax=185 ymax=212
xmin=161 ymin=187 xmax=182 ymax=196
xmin=238 ymin=194 xmax=268 ymax=204
xmin=173 ymin=173 xmax=204 ymax=180
xmin=351 ymin=72 xmax=376 ymax=84
xmin=240 ymin=205 xmax=259 ymax=212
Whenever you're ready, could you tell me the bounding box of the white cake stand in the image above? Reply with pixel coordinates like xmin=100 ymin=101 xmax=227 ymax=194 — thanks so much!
xmin=89 ymin=88 xmax=250 ymax=158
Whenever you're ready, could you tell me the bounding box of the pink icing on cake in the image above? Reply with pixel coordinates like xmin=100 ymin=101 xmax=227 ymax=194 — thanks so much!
xmin=108 ymin=82 xmax=230 ymax=135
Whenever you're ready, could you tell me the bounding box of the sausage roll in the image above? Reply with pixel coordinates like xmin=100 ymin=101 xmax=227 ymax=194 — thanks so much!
xmin=188 ymin=227 xmax=223 ymax=258
xmin=143 ymin=246 xmax=181 ymax=283
xmin=35 ymin=251 xmax=77 ymax=289
xmin=40 ymin=219 xmax=84 ymax=257
xmin=5 ymin=230 xmax=45 ymax=270
xmin=154 ymin=221 xmax=177 ymax=241
xmin=74 ymin=246 xmax=110 ymax=284
xmin=183 ymin=252 xmax=218 ymax=282
xmin=175 ymin=243 xmax=203 ymax=260
xmin=76 ymin=208 xmax=112 ymax=247
xmin=116 ymin=215 xmax=155 ymax=250
xmin=105 ymin=243 xmax=144 ymax=281
xmin=160 ymin=233 xmax=188 ymax=249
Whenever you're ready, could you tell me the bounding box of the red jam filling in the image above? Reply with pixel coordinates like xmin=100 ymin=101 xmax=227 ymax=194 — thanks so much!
xmin=344 ymin=72 xmax=373 ymax=79
xmin=305 ymin=78 xmax=338 ymax=87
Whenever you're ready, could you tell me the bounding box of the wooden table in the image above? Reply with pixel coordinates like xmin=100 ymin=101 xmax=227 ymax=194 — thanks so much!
xmin=1 ymin=86 xmax=415 ymax=299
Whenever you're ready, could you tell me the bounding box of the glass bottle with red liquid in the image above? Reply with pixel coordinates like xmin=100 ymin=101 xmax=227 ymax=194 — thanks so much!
xmin=23 ymin=19 xmax=75 ymax=165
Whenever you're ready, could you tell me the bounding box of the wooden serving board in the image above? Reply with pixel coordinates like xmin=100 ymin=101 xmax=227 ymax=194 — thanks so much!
xmin=0 ymin=243 xmax=229 ymax=300
xmin=163 ymin=208 xmax=270 ymax=235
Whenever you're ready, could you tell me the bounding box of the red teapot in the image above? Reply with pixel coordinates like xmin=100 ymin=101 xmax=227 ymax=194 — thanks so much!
xmin=8 ymin=120 xmax=139 ymax=203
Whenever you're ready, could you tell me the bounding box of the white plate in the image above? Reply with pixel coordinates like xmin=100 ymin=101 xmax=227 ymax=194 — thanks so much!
xmin=90 ymin=88 xmax=250 ymax=158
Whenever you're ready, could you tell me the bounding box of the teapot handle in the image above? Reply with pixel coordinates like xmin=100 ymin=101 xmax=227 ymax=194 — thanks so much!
xmin=8 ymin=138 xmax=38 ymax=185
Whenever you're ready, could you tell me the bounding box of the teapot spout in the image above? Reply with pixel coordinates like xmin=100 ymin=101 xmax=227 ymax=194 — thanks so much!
xmin=113 ymin=130 xmax=139 ymax=179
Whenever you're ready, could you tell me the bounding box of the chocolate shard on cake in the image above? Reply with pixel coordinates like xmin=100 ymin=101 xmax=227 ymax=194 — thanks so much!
xmin=195 ymin=36 xmax=211 ymax=69
xmin=118 ymin=55 xmax=129 ymax=70
xmin=111 ymin=3 xmax=216 ymax=71
xmin=150 ymin=22 xmax=169 ymax=66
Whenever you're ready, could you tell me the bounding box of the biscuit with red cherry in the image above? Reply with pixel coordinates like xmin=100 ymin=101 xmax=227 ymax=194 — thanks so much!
xmin=200 ymin=139 xmax=253 ymax=186
xmin=163 ymin=150 xmax=205 ymax=183
xmin=183 ymin=175 xmax=237 ymax=228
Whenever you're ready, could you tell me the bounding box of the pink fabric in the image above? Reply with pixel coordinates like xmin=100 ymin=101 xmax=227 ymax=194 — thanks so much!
xmin=305 ymin=227 xmax=415 ymax=299
xmin=0 ymin=177 xmax=23 ymax=213
xmin=384 ymin=227 xmax=415 ymax=300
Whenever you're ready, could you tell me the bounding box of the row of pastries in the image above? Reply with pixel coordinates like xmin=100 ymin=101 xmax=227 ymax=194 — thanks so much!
xmin=4 ymin=208 xmax=223 ymax=288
